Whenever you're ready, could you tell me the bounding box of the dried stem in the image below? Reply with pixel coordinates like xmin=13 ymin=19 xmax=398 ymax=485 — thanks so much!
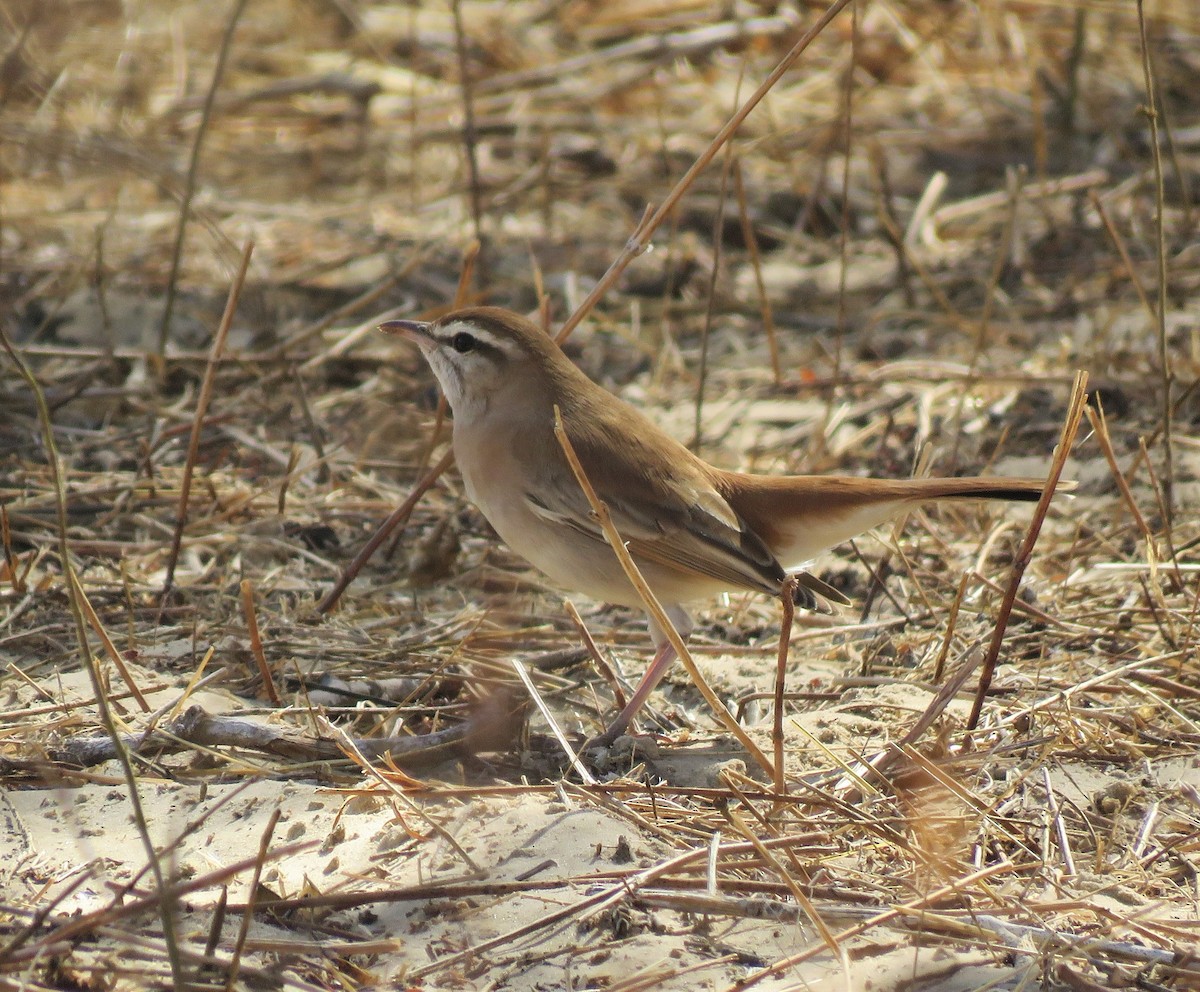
xmin=693 ymin=140 xmax=736 ymax=450
xmin=224 ymin=807 xmax=280 ymax=991
xmin=240 ymin=578 xmax=279 ymax=706
xmin=966 ymin=370 xmax=1088 ymax=731
xmin=451 ymin=0 xmax=486 ymax=283
xmin=158 ymin=0 xmax=249 ymax=354
xmin=733 ymin=159 xmax=780 ymax=383
xmin=162 ymin=241 xmax=253 ymax=598
xmin=1135 ymin=0 xmax=1175 ymax=539
xmin=773 ymin=576 xmax=797 ymax=796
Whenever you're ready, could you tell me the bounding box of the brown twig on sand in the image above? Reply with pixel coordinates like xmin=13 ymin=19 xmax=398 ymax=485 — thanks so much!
xmin=49 ymin=703 xmax=482 ymax=768
xmin=240 ymin=578 xmax=280 ymax=706
xmin=1135 ymin=0 xmax=1174 ymax=540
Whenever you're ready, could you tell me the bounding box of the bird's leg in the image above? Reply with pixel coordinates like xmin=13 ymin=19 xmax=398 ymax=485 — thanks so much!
xmin=595 ymin=639 xmax=678 ymax=743
xmin=593 ymin=606 xmax=692 ymax=745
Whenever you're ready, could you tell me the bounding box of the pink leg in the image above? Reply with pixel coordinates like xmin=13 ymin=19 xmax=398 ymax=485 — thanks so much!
xmin=595 ymin=640 xmax=678 ymax=743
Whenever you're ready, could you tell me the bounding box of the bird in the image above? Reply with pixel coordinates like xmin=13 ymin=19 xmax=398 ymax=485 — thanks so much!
xmin=381 ymin=306 xmax=1053 ymax=744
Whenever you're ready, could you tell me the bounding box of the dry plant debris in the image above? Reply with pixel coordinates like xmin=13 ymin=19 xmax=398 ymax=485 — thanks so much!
xmin=2 ymin=0 xmax=1199 ymax=989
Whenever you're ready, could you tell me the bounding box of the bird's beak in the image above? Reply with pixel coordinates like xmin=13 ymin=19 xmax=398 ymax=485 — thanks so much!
xmin=379 ymin=319 xmax=434 ymax=345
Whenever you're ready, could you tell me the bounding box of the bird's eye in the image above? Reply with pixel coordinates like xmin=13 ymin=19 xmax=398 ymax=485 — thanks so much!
xmin=450 ymin=331 xmax=476 ymax=354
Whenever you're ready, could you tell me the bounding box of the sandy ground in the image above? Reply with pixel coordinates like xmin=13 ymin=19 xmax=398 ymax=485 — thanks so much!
xmin=7 ymin=634 xmax=1200 ymax=989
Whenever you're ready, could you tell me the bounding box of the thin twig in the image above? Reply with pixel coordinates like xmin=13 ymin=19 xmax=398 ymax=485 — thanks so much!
xmin=409 ymin=836 xmax=773 ymax=981
xmin=162 ymin=241 xmax=253 ymax=598
xmin=240 ymin=578 xmax=280 ymax=706
xmin=511 ymin=659 xmax=595 ymax=785
xmin=1085 ymin=402 xmax=1153 ymax=543
xmin=274 ymin=258 xmax=420 ymax=358
xmin=1088 ymin=190 xmax=1156 ymax=322
xmin=158 ymin=0 xmax=249 ymax=354
xmin=693 ymin=139 xmax=737 ymax=450
xmin=930 ymin=574 xmax=970 ymax=684
xmin=966 ymin=371 xmax=1088 ymax=731
xmin=451 ymin=0 xmax=485 ymax=283
xmin=20 ymin=840 xmax=316 ymax=963
xmin=773 ymin=576 xmax=796 ymax=796
xmin=733 ymin=861 xmax=1024 ymax=991
xmin=732 ymin=159 xmax=780 ymax=383
xmin=223 ymin=807 xmax=280 ymax=992
xmin=829 ymin=0 xmax=858 ymax=396
xmin=1135 ymin=0 xmax=1174 ymax=538
xmin=68 ymin=569 xmax=151 ymax=712
xmin=563 ymin=599 xmax=628 ymax=710
xmin=952 ymin=165 xmax=1023 ymax=465
xmin=1042 ymin=766 xmax=1076 ymax=877
xmin=723 ymin=805 xmax=840 ymax=955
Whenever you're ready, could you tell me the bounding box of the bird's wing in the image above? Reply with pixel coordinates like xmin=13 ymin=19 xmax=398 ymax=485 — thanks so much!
xmin=517 ymin=398 xmax=789 ymax=598
xmin=524 ymin=468 xmax=781 ymax=593
xmin=525 ymin=471 xmax=849 ymax=608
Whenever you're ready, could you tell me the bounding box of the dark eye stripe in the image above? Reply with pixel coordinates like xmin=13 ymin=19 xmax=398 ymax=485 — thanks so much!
xmin=436 ymin=328 xmax=504 ymax=360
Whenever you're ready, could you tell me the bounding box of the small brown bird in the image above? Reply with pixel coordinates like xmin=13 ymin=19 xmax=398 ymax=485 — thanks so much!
xmin=383 ymin=306 xmax=1050 ymax=743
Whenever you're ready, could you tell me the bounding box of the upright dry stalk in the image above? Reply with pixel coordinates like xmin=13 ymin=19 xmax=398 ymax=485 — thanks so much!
xmin=223 ymin=808 xmax=280 ymax=991
xmin=773 ymin=577 xmax=797 ymax=795
xmin=693 ymin=141 xmax=737 ymax=451
xmin=158 ymin=0 xmax=249 ymax=354
xmin=829 ymin=0 xmax=858 ymax=392
xmin=1135 ymin=0 xmax=1174 ymax=540
xmin=162 ymin=242 xmax=253 ymax=598
xmin=966 ymin=371 xmax=1088 ymax=731
xmin=952 ymin=166 xmax=1023 ymax=465
xmin=451 ymin=0 xmax=485 ymax=283
xmin=733 ymin=160 xmax=780 ymax=382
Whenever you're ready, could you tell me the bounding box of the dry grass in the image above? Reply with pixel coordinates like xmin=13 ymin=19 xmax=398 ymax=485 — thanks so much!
xmin=2 ymin=0 xmax=1199 ymax=989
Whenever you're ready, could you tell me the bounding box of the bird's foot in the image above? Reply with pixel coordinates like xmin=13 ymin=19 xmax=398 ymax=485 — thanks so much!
xmin=581 ymin=729 xmax=663 ymax=766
